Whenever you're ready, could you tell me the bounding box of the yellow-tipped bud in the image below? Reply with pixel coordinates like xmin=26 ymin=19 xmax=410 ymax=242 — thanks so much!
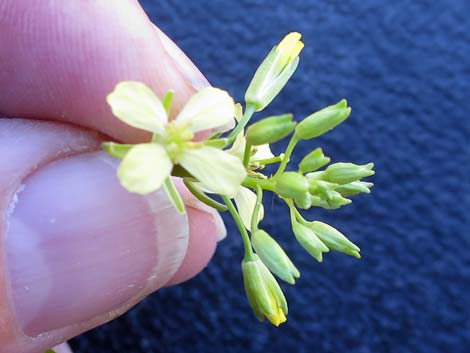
xmin=245 ymin=32 xmax=304 ymax=111
xmin=242 ymin=255 xmax=288 ymax=326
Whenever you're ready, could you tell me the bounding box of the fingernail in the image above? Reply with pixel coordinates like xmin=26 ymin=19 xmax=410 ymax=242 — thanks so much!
xmin=6 ymin=152 xmax=189 ymax=336
xmin=155 ymin=27 xmax=210 ymax=91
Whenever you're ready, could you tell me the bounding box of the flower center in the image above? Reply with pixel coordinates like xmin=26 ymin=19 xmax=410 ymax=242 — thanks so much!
xmin=163 ymin=121 xmax=194 ymax=162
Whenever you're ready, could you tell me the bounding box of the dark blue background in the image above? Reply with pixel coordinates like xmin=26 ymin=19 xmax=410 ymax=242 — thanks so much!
xmin=72 ymin=1 xmax=469 ymax=352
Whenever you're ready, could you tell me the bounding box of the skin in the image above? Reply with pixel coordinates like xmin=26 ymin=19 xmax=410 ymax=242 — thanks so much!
xmin=0 ymin=1 xmax=222 ymax=352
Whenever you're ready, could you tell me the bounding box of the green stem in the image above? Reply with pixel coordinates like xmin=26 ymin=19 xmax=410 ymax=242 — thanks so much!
xmin=199 ymin=138 xmax=229 ymax=148
xmin=253 ymin=153 xmax=285 ymax=166
xmin=221 ymin=195 xmax=254 ymax=259
xmin=183 ymin=179 xmax=228 ymax=212
xmin=243 ymin=142 xmax=252 ymax=168
xmin=242 ymin=176 xmax=276 ymax=192
xmin=273 ymin=135 xmax=299 ymax=179
xmin=251 ymin=185 xmax=263 ymax=232
xmin=208 ymin=132 xmax=223 ymax=140
xmin=163 ymin=177 xmax=185 ymax=214
xmin=285 ymin=198 xmax=298 ymax=225
xmin=285 ymin=198 xmax=307 ymax=224
xmin=227 ymin=104 xmax=256 ymax=141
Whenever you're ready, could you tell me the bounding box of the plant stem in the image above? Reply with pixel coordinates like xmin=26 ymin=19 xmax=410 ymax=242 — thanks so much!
xmin=227 ymin=104 xmax=256 ymax=141
xmin=163 ymin=177 xmax=185 ymax=213
xmin=242 ymin=176 xmax=276 ymax=192
xmin=243 ymin=142 xmax=252 ymax=168
xmin=200 ymin=138 xmax=229 ymax=148
xmin=251 ymin=185 xmax=263 ymax=232
xmin=253 ymin=153 xmax=285 ymax=166
xmin=285 ymin=198 xmax=298 ymax=225
xmin=183 ymin=179 xmax=228 ymax=212
xmin=221 ymin=195 xmax=254 ymax=259
xmin=273 ymin=135 xmax=299 ymax=179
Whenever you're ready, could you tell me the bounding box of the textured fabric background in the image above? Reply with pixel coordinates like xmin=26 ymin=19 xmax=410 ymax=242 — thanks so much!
xmin=72 ymin=1 xmax=469 ymax=352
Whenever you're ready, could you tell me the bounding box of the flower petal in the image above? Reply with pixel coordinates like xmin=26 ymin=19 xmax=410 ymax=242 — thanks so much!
xmin=227 ymin=131 xmax=246 ymax=160
xmin=180 ymin=146 xmax=246 ymax=197
xmin=251 ymin=144 xmax=275 ymax=161
xmin=176 ymin=87 xmax=235 ymax=133
xmin=118 ymin=143 xmax=172 ymax=194
xmin=234 ymin=187 xmax=264 ymax=231
xmin=107 ymin=81 xmax=168 ymax=134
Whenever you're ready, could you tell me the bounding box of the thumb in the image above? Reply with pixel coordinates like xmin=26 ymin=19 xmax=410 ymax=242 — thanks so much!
xmin=0 ymin=119 xmax=225 ymax=353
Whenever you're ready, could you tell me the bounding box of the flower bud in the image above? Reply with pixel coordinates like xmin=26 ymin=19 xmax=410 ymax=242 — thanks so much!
xmin=242 ymin=255 xmax=288 ymax=326
xmin=298 ymin=148 xmax=330 ymax=174
xmin=294 ymin=192 xmax=311 ymax=210
xmin=292 ymin=221 xmax=329 ymax=262
xmin=308 ymin=221 xmax=360 ymax=258
xmin=245 ymin=33 xmax=304 ymax=111
xmin=252 ymin=230 xmax=300 ymax=284
xmin=324 ymin=162 xmax=375 ymax=184
xmin=275 ymin=172 xmax=309 ymax=200
xmin=245 ymin=114 xmax=296 ymax=146
xmin=294 ymin=100 xmax=351 ymax=140
xmin=336 ymin=181 xmax=374 ymax=197
xmin=308 ymin=180 xmax=339 ymax=198
xmin=323 ymin=191 xmax=352 ymax=209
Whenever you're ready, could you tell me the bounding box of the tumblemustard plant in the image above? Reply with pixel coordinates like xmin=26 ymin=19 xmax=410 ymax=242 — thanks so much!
xmin=101 ymin=32 xmax=375 ymax=327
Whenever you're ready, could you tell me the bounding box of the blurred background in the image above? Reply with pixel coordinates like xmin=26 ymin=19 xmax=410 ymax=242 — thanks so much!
xmin=72 ymin=1 xmax=469 ymax=352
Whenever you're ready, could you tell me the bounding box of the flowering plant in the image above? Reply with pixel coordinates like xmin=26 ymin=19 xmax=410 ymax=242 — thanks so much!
xmin=102 ymin=32 xmax=375 ymax=326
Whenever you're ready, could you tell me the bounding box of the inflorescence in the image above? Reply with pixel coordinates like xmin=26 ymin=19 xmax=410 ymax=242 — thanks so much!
xmin=102 ymin=32 xmax=375 ymax=326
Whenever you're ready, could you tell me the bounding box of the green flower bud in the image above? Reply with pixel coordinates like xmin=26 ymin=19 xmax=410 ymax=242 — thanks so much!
xmin=245 ymin=114 xmax=296 ymax=146
xmin=295 ymin=100 xmax=351 ymax=140
xmin=308 ymin=221 xmax=360 ymax=258
xmin=321 ymin=191 xmax=352 ymax=209
xmin=292 ymin=221 xmax=329 ymax=262
xmin=308 ymin=180 xmax=339 ymax=198
xmin=245 ymin=33 xmax=304 ymax=111
xmin=102 ymin=142 xmax=133 ymax=159
xmin=275 ymin=172 xmax=309 ymax=200
xmin=252 ymin=230 xmax=300 ymax=284
xmin=336 ymin=181 xmax=374 ymax=197
xmin=324 ymin=162 xmax=375 ymax=184
xmin=294 ymin=192 xmax=311 ymax=210
xmin=242 ymin=255 xmax=288 ymax=326
xmin=298 ymin=148 xmax=331 ymax=174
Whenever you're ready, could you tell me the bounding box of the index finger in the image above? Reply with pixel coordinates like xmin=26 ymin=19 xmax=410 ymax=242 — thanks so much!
xmin=0 ymin=0 xmax=209 ymax=142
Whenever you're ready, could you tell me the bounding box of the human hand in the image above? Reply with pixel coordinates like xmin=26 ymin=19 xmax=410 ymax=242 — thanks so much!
xmin=0 ymin=1 xmax=225 ymax=352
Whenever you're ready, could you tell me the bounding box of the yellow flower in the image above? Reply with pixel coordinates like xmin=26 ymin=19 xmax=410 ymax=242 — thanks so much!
xmin=242 ymin=255 xmax=288 ymax=326
xmin=105 ymin=81 xmax=246 ymax=198
xmin=245 ymin=32 xmax=304 ymax=111
xmin=277 ymin=32 xmax=304 ymax=70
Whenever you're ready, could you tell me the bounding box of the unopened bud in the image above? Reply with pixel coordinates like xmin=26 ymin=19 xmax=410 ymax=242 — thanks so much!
xmin=295 ymin=100 xmax=351 ymax=140
xmin=246 ymin=114 xmax=296 ymax=146
xmin=323 ymin=191 xmax=352 ymax=209
xmin=275 ymin=172 xmax=309 ymax=199
xmin=292 ymin=221 xmax=329 ymax=262
xmin=308 ymin=221 xmax=360 ymax=258
xmin=298 ymin=148 xmax=330 ymax=174
xmin=242 ymin=255 xmax=288 ymax=326
xmin=324 ymin=162 xmax=375 ymax=184
xmin=245 ymin=33 xmax=304 ymax=111
xmin=336 ymin=181 xmax=374 ymax=197
xmin=252 ymin=230 xmax=300 ymax=284
xmin=294 ymin=192 xmax=311 ymax=210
